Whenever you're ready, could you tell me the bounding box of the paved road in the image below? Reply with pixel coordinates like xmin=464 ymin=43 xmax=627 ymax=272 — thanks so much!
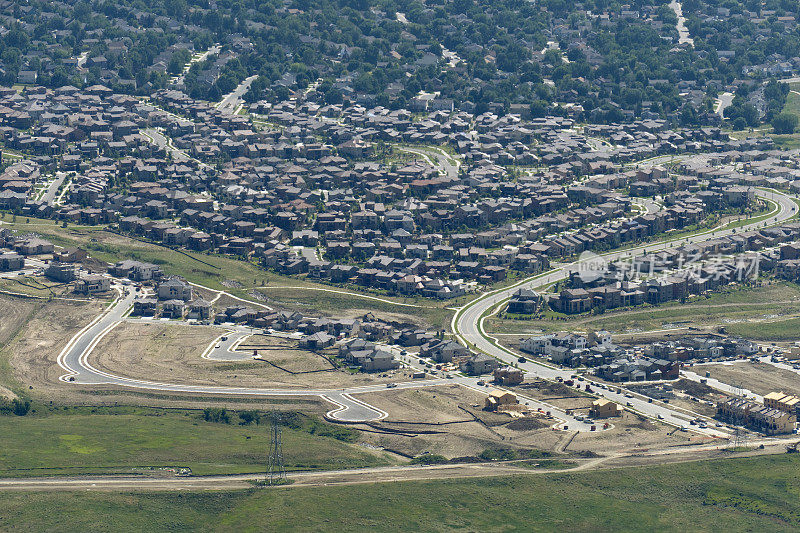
xmin=39 ymin=172 xmax=66 ymax=205
xmin=669 ymin=0 xmax=694 ymax=46
xmin=398 ymin=146 xmax=459 ymax=180
xmin=715 ymin=92 xmax=734 ymax=117
xmin=201 ymin=329 xmax=258 ymax=361
xmin=142 ymin=128 xmax=192 ymax=164
xmin=217 ymin=75 xmax=257 ymax=114
xmin=172 ymin=44 xmax=221 ymax=87
xmin=452 ymin=188 xmax=798 ymax=438
xmin=57 ymin=290 xmax=446 ymax=422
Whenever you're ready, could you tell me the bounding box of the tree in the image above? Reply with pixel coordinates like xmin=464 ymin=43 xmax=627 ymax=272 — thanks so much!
xmin=772 ymin=113 xmax=798 ymax=134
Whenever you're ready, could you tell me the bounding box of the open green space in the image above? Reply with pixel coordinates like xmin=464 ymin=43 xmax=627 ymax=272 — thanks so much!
xmin=0 ymin=406 xmax=394 ymax=477
xmin=260 ymin=286 xmax=454 ymax=329
xmin=2 ymin=454 xmax=800 ymax=531
xmin=488 ymin=282 xmax=800 ymax=335
xmin=0 ymin=216 xmax=452 ymax=322
xmin=726 ymin=316 xmax=800 ymax=341
xmin=781 ymin=89 xmax=800 ymax=122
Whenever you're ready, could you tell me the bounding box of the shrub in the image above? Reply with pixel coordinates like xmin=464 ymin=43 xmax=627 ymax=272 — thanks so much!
xmin=0 ymin=398 xmax=31 ymax=416
xmin=772 ymin=112 xmax=798 ymax=134
xmin=410 ymin=454 xmax=449 ymax=465
xmin=238 ymin=410 xmax=261 ymax=425
xmin=202 ymin=407 xmax=230 ymax=423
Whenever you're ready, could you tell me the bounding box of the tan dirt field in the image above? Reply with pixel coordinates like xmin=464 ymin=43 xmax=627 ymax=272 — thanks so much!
xmin=7 ymin=298 xmax=106 ymax=399
xmin=702 ymin=361 xmax=800 ymax=397
xmin=0 ymin=294 xmax=41 ymax=348
xmin=3 ymin=298 xmax=325 ymax=411
xmin=355 ymin=386 xmax=518 ymax=458
xmin=88 ymin=322 xmax=420 ymax=389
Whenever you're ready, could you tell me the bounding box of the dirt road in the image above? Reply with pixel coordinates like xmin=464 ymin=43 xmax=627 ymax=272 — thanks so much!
xmin=0 ymin=441 xmax=793 ymax=492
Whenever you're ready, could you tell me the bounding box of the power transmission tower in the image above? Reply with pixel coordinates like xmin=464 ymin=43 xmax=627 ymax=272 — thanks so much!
xmin=267 ymin=412 xmax=286 ymax=484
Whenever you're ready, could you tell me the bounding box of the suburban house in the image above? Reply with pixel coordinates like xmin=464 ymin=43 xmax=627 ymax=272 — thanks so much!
xmin=484 ymin=389 xmax=518 ymax=411
xmin=590 ymin=399 xmax=621 ymax=418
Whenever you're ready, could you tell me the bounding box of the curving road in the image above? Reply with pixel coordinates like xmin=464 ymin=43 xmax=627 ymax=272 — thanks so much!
xmin=397 ymin=145 xmax=460 ymax=181
xmin=54 ymin=188 xmax=796 ymax=429
xmin=452 ymin=188 xmax=798 ymax=437
xmin=56 ymin=290 xmax=446 ymax=422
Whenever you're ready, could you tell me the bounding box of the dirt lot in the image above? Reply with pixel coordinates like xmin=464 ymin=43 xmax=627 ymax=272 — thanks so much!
xmin=240 ymin=335 xmax=334 ymax=372
xmin=353 ymin=384 xmax=683 ymax=459
xmin=568 ymin=410 xmax=696 ymax=454
xmin=7 ymin=298 xmax=106 ymax=399
xmin=702 ymin=361 xmax=800 ymax=397
xmin=355 ymin=386 xmax=529 ymax=458
xmin=3 ymin=303 xmax=329 ymax=412
xmin=0 ymin=294 xmax=40 ymax=348
xmin=88 ymin=323 xmax=417 ymax=390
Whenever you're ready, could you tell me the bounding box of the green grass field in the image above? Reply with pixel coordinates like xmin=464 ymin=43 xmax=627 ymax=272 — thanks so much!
xmin=489 ymin=282 xmax=800 ymax=336
xmin=0 ymin=216 xmax=453 ymax=325
xmin=782 ymin=89 xmax=800 ymax=122
xmin=726 ymin=316 xmax=800 ymax=341
xmin=2 ymin=454 xmax=800 ymax=531
xmin=0 ymin=406 xmax=394 ymax=477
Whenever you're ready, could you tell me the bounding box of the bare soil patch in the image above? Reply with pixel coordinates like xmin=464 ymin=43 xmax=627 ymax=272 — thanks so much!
xmin=702 ymin=361 xmax=800 ymax=397
xmin=568 ymin=410 xmax=689 ymax=454
xmin=7 ymin=298 xmax=106 ymax=399
xmin=88 ymin=323 xmax=415 ymax=389
xmin=0 ymin=294 xmax=39 ymax=348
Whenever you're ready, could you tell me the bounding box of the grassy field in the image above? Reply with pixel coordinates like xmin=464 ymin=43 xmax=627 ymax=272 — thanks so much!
xmin=488 ymin=282 xmax=800 ymax=335
xmin=0 ymin=406 xmax=394 ymax=477
xmin=782 ymin=88 xmax=800 ymax=121
xmin=0 ymin=216 xmax=453 ymax=325
xmin=2 ymin=454 xmax=800 ymax=531
xmin=726 ymin=316 xmax=800 ymax=341
xmin=259 ymin=286 xmax=454 ymax=329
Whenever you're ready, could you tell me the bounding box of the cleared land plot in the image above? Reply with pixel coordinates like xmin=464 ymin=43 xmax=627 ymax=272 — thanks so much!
xmin=0 ymin=276 xmax=76 ymax=299
xmin=6 ymin=298 xmax=106 ymax=398
xmin=91 ymin=322 xmax=222 ymax=383
xmin=0 ymin=406 xmax=395 ymax=477
xmin=0 ymin=294 xmax=40 ymax=349
xmin=240 ymin=335 xmax=334 ymax=373
xmin=356 ymin=386 xmax=524 ymax=458
xmin=701 ymin=361 xmax=800 ymax=397
xmin=567 ymin=409 xmax=695 ymax=453
xmin=358 ymin=386 xmax=588 ymax=458
xmin=3 ymin=454 xmax=800 ymax=530
xmin=89 ymin=322 xmax=414 ymax=389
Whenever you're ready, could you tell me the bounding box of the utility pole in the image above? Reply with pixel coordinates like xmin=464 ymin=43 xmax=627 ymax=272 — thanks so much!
xmin=267 ymin=412 xmax=286 ymax=484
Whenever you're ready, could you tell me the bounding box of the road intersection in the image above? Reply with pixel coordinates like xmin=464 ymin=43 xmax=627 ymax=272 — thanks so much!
xmin=53 ymin=187 xmax=798 ymax=436
xmin=451 ymin=187 xmax=798 ymax=437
